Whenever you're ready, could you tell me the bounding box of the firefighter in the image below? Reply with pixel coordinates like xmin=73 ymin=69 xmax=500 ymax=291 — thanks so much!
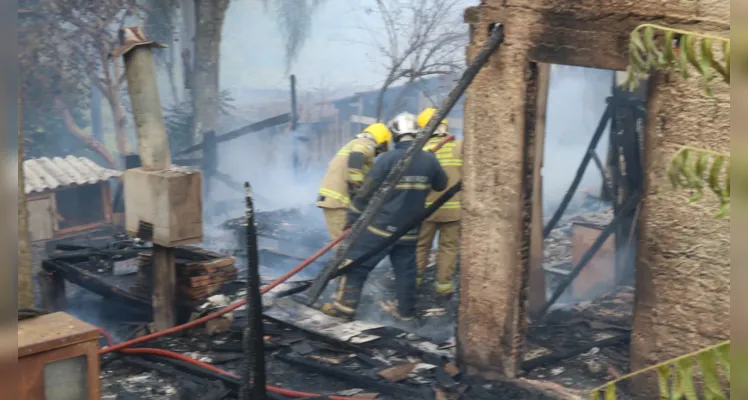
xmin=321 ymin=113 xmax=448 ymax=322
xmin=415 ymin=107 xmax=463 ymax=297
xmin=317 ymin=123 xmax=392 ymax=241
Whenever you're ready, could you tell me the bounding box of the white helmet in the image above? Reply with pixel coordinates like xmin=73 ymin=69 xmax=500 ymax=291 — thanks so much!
xmin=387 ymin=113 xmax=419 ymax=142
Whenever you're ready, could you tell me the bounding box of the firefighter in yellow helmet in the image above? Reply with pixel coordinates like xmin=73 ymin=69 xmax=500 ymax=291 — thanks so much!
xmin=415 ymin=107 xmax=463 ymax=297
xmin=317 ymin=123 xmax=392 ymax=241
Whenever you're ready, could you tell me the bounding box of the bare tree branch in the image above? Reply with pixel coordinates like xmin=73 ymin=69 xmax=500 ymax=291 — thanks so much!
xmin=363 ymin=0 xmax=468 ymax=121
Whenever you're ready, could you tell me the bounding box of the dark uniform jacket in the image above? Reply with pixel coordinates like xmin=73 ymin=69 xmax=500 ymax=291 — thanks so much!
xmin=347 ymin=140 xmax=448 ymax=242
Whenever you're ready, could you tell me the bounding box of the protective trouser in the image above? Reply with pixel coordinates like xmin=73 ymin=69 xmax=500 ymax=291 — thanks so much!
xmin=322 ymin=208 xmax=348 ymax=243
xmin=328 ymin=230 xmax=418 ymax=318
xmin=415 ymin=220 xmax=460 ymax=295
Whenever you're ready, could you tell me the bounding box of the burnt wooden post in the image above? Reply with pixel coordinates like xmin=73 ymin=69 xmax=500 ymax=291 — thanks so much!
xmin=290 ymin=75 xmax=298 ymax=131
xmin=117 ymin=27 xmax=204 ymax=331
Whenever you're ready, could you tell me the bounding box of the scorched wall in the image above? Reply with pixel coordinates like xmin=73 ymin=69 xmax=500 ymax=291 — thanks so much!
xmin=458 ymin=0 xmax=730 ymax=392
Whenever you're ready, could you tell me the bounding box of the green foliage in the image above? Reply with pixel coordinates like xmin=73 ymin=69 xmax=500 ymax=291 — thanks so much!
xmin=668 ymin=147 xmax=730 ymax=217
xmin=624 ymin=24 xmax=730 ymax=95
xmin=590 ymin=341 xmax=731 ymax=400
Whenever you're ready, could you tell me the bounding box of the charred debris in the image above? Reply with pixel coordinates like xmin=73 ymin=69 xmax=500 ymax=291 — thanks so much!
xmin=41 ymin=190 xmax=634 ymax=400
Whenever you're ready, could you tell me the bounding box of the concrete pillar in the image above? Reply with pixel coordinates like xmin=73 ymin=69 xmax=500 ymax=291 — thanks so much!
xmin=457 ymin=10 xmax=539 ymax=378
xmin=630 ymin=66 xmax=730 ymax=397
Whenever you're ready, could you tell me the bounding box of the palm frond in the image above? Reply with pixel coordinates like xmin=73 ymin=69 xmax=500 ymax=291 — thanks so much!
xmin=668 ymin=147 xmax=730 ymax=217
xmin=590 ymin=341 xmax=730 ymax=399
xmin=624 ymin=24 xmax=730 ymax=95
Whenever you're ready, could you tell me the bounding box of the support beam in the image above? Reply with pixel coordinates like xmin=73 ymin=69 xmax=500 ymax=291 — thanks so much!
xmin=152 ymin=244 xmax=176 ymax=330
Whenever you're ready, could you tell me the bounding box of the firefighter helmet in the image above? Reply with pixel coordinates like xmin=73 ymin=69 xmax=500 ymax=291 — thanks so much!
xmin=362 ymin=123 xmax=392 ymax=146
xmin=417 ymin=108 xmax=448 ymax=129
xmin=387 ymin=113 xmax=420 ymax=142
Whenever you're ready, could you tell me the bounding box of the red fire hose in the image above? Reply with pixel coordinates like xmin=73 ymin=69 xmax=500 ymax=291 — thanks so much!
xmin=96 ymin=134 xmax=456 ymax=398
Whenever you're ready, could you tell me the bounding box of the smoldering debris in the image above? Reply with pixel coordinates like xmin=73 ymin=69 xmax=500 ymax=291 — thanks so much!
xmin=211 ymin=206 xmax=329 ymax=257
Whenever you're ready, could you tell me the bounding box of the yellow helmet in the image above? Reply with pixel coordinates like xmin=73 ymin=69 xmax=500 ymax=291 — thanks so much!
xmin=363 ymin=123 xmax=392 ymax=145
xmin=417 ymin=108 xmax=448 ymax=129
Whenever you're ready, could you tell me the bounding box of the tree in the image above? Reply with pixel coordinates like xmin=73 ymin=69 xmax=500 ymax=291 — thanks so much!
xmin=361 ymin=0 xmax=468 ymax=121
xmin=18 ymin=0 xmax=145 ymax=167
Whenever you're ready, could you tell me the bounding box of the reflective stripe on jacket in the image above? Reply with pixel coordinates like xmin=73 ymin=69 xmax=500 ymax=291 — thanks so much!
xmin=317 ymin=137 xmax=377 ymax=209
xmin=423 ymin=136 xmax=463 ymax=222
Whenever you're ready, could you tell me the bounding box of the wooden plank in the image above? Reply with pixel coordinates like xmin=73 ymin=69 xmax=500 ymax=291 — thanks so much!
xmin=528 ymin=62 xmax=550 ymax=316
xmin=152 ymin=245 xmax=176 ymax=330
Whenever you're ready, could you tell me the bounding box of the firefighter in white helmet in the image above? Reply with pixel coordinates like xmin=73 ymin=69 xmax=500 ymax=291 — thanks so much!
xmin=415 ymin=107 xmax=463 ymax=297
xmin=317 ymin=123 xmax=392 ymax=242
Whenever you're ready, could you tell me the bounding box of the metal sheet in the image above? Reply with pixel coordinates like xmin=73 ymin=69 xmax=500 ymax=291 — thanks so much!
xmin=24 ymin=156 xmax=122 ymax=194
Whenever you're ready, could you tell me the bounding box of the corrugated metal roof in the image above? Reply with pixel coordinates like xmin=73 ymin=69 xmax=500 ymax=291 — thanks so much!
xmin=24 ymin=156 xmax=122 ymax=194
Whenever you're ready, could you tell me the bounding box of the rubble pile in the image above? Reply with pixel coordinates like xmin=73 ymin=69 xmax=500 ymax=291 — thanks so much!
xmin=101 ymin=311 xmax=548 ymax=400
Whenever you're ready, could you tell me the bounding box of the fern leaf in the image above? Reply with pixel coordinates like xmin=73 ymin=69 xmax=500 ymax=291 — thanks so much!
xmin=625 ymin=24 xmax=729 ymax=94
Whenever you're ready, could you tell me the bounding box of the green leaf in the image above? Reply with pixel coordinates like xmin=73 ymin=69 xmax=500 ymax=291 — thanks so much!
xmin=698 ymin=349 xmax=726 ymax=400
xmin=695 ymin=152 xmax=709 ymax=178
xmin=604 ymin=384 xmax=617 ymax=400
xmin=676 ymin=358 xmax=698 ymax=400
xmin=656 ymin=364 xmax=671 ymax=400
xmin=716 ymin=342 xmax=730 ymax=380
xmin=708 ymin=155 xmax=725 ymax=197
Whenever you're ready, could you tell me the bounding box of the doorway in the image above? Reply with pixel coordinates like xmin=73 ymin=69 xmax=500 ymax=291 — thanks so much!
xmin=525 ymin=63 xmax=648 ymax=390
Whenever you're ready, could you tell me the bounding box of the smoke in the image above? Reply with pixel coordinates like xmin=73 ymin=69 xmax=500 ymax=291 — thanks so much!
xmin=543 ymin=64 xmax=615 ymax=216
xmin=207 ymin=125 xmax=326 ymax=217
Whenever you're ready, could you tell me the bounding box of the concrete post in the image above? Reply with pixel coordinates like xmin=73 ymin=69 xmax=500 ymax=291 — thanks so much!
xmin=117 ymin=27 xmax=177 ymax=330
xmin=120 ymin=28 xmax=171 ymax=171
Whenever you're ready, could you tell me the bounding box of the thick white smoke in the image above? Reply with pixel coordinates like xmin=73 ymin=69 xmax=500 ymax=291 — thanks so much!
xmin=543 ymin=64 xmax=615 ymax=216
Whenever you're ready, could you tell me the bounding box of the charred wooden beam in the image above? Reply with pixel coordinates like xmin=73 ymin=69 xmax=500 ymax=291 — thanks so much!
xmin=175 ymin=113 xmax=292 ymax=156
